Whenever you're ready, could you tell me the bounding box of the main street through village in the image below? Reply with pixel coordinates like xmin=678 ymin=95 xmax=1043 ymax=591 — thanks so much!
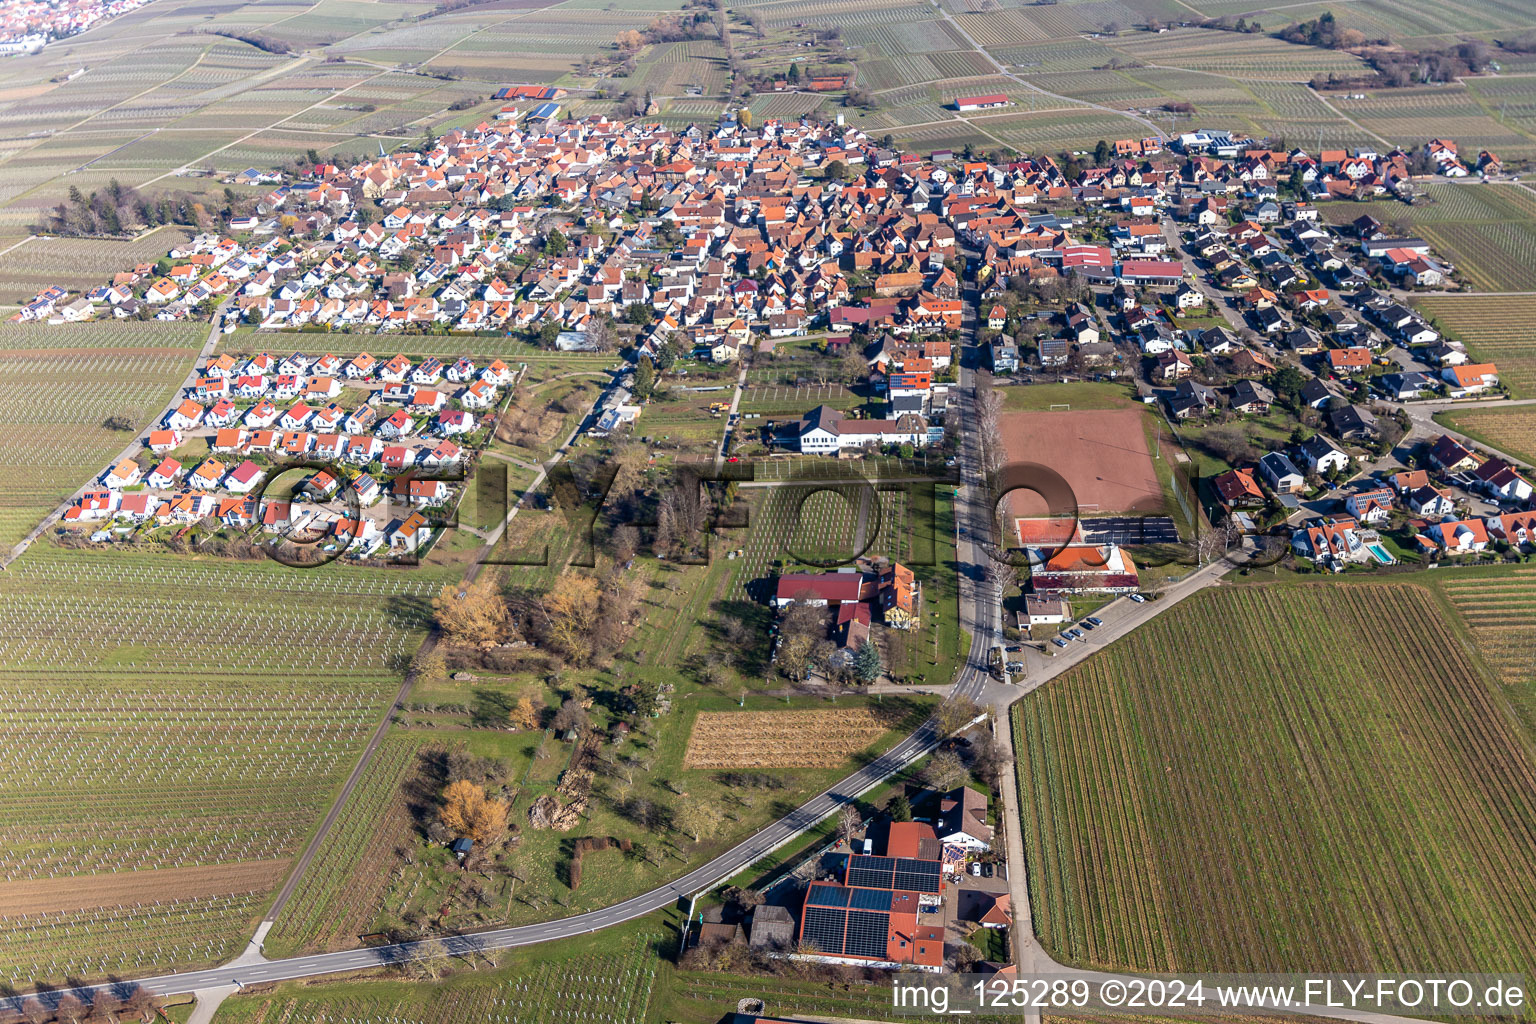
xmin=12 ymin=257 xmax=1441 ymax=1024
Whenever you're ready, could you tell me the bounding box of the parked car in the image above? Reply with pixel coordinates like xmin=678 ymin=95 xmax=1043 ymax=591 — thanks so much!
xmin=981 ymin=862 xmax=994 ymax=877
xmin=1079 ymin=620 xmax=1096 ymax=631
xmin=1051 ymin=637 xmax=1068 ymax=648
xmin=1086 ymin=616 xmax=1104 ymax=626
xmin=970 ymin=862 xmax=982 ymax=877
xmin=1130 ymin=593 xmax=1147 ymax=603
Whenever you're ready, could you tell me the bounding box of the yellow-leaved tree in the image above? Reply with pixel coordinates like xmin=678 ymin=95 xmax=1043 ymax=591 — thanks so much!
xmin=439 ymin=779 xmax=509 ymax=844
xmin=433 ymin=578 xmax=511 ymax=644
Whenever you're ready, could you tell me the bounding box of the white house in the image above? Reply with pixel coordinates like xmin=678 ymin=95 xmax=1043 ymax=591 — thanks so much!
xmin=936 ymin=787 xmax=992 ymax=852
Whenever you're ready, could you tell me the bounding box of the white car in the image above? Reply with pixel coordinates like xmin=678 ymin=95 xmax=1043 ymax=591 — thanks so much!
xmin=970 ymin=862 xmax=982 ymax=877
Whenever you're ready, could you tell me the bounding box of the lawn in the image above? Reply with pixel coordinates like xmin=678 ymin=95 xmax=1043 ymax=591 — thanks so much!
xmin=1014 ymin=582 xmax=1536 ymax=977
xmin=999 ymin=380 xmax=1142 ymax=413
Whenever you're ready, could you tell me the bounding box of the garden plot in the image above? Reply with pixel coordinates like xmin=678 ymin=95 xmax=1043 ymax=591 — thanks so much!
xmin=683 ymin=708 xmax=905 ymax=768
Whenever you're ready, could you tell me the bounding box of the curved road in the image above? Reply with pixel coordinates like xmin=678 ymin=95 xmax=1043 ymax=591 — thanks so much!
xmin=12 ymin=257 xmax=1299 ymax=1021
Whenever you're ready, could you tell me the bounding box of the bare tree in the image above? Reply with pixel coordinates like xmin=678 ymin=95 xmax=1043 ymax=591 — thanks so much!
xmin=836 ymin=803 xmax=860 ymax=844
xmin=934 ymin=695 xmax=985 ymax=735
xmin=975 ymin=371 xmax=1006 ymax=475
xmin=924 ymin=748 xmax=968 ymax=792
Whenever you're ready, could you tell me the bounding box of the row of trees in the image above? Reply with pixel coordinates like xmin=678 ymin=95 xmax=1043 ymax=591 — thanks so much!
xmin=36 ymin=181 xmax=205 ymax=238
xmin=11 ymin=987 xmax=162 ymax=1024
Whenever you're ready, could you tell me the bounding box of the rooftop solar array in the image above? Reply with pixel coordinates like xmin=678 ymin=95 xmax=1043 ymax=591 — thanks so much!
xmin=845 ymin=910 xmax=890 ymax=959
xmin=805 ymin=883 xmax=850 ymax=908
xmin=801 ymin=904 xmax=847 ymax=954
xmin=845 ymin=854 xmax=942 ymax=893
xmin=850 ymin=887 xmax=893 ymax=911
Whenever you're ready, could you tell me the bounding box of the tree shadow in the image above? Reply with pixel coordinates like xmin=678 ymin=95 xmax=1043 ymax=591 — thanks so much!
xmin=384 ymin=592 xmax=435 ymax=631
xmin=470 ymin=687 xmax=515 ymax=728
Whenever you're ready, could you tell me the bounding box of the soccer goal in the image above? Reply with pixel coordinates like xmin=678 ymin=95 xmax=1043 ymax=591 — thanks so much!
xmin=1049 ymin=403 xmax=1071 ymax=411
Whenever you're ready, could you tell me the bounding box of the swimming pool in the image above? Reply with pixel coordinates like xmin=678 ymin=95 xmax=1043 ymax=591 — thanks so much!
xmin=1367 ymin=542 xmax=1396 ymax=565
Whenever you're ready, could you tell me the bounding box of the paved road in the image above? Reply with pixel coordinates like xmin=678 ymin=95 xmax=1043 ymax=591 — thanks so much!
xmin=1 ymin=301 xmax=230 ymax=569
xmin=11 ymin=268 xmax=1427 ymax=1024
xmin=1388 ymin=395 xmax=1536 ymax=471
xmin=22 ymin=721 xmax=945 ymax=1006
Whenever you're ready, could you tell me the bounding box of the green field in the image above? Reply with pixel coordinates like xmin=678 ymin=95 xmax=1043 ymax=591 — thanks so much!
xmin=1415 ymin=294 xmax=1536 ymax=398
xmin=0 ymin=545 xmax=447 ymax=985
xmin=1015 ymin=582 xmax=1536 ymax=977
xmin=0 ymin=320 xmax=204 ymax=546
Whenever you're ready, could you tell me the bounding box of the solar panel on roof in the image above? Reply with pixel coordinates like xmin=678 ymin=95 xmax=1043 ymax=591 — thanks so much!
xmin=845 ymin=910 xmax=891 ymax=959
xmin=801 ymin=905 xmax=847 ymax=954
xmin=805 ymin=884 xmax=850 ymax=908
xmin=849 ymin=887 xmax=892 ymax=911
xmin=886 ymin=858 xmax=940 ymax=892
xmin=846 ymin=855 xmax=897 ymax=889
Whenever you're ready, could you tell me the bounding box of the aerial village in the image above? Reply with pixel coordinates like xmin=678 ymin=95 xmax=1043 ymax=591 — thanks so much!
xmin=0 ymin=0 xmax=155 ymax=54
xmin=27 ymin=109 xmax=1529 ymax=622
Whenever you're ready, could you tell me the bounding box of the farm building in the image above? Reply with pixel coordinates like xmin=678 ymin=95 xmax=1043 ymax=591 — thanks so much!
xmin=1118 ymin=260 xmax=1185 ymax=286
xmin=494 ymin=85 xmax=564 ymax=100
xmin=954 ymin=94 xmax=1009 ymax=111
xmin=797 ymin=849 xmax=947 ymax=972
xmin=526 ymin=102 xmax=561 ymax=123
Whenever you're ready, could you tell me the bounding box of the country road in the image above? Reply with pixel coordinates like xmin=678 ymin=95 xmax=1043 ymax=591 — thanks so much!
xmin=4 ymin=268 xmax=1439 ymax=1024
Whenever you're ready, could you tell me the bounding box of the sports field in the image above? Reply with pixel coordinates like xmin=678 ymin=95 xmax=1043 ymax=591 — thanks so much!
xmin=1014 ymin=583 xmax=1536 ymax=976
xmin=999 ymin=409 xmax=1164 ymax=517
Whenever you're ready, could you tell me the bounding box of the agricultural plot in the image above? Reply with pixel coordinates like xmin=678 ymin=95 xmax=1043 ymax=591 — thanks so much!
xmin=1326 ymin=185 xmax=1536 ymax=293
xmin=262 ymin=733 xmax=428 ymax=957
xmin=682 ymin=707 xmax=906 ymax=768
xmin=0 ymin=545 xmax=446 ymax=985
xmin=1431 ymin=567 xmax=1536 ymax=736
xmin=1437 ymin=407 xmax=1536 ymax=467
xmin=1414 ymin=294 xmax=1536 ymax=396
xmin=1465 ymin=76 xmax=1536 ymax=148
xmin=1103 ymin=28 xmax=1369 ymax=79
xmin=1339 ymin=85 xmax=1536 ymax=160
xmin=0 ymin=321 xmax=204 ymax=546
xmin=216 ymin=929 xmax=662 ymax=1024
xmin=1015 ymin=583 xmax=1536 ymax=976
xmin=724 ymin=483 xmax=885 ymax=601
xmin=977 ymin=109 xmax=1153 ymax=155
xmin=992 ymin=39 xmax=1116 ymax=72
xmin=0 ymin=227 xmax=190 ymax=303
